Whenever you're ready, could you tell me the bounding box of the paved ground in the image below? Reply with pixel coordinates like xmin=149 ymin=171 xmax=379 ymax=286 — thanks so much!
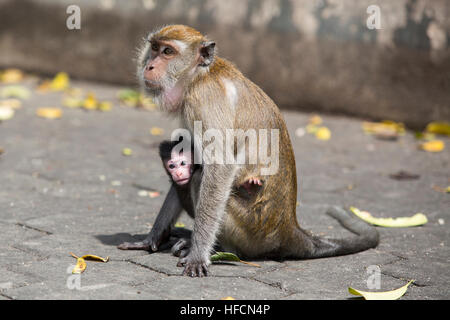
xmin=0 ymin=77 xmax=448 ymax=300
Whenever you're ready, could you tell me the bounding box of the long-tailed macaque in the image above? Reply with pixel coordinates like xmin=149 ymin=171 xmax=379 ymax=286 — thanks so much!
xmin=118 ymin=25 xmax=379 ymax=277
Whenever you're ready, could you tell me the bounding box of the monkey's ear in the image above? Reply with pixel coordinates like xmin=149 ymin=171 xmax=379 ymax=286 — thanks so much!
xmin=198 ymin=41 xmax=216 ymax=67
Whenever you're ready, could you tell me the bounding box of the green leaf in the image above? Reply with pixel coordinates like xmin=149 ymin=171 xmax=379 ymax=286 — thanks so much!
xmin=210 ymin=252 xmax=240 ymax=262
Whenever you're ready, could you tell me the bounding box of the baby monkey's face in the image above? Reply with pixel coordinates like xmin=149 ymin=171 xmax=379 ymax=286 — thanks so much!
xmin=165 ymin=151 xmax=193 ymax=186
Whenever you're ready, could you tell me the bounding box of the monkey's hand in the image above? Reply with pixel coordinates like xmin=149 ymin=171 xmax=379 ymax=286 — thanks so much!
xmin=117 ymin=227 xmax=170 ymax=252
xmin=178 ymin=254 xmax=209 ymax=277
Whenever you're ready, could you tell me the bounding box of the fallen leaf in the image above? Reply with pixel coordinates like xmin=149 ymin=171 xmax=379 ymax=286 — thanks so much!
xmin=70 ymin=252 xmax=109 ymax=274
xmin=62 ymin=97 xmax=82 ymax=108
xmin=210 ymin=252 xmax=260 ymax=268
xmin=0 ymin=147 xmax=4 ymax=155
xmin=49 ymin=72 xmax=70 ymax=91
xmin=0 ymin=69 xmax=24 ymax=83
xmin=98 ymin=101 xmax=112 ymax=111
xmin=138 ymin=190 xmax=149 ymax=197
xmin=81 ymin=254 xmax=109 ymax=262
xmin=0 ymin=99 xmax=22 ymax=109
xmin=0 ymin=85 xmax=31 ymax=99
xmin=348 ymin=280 xmax=414 ymax=300
xmin=72 ymin=257 xmax=87 ymax=274
xmin=122 ymin=148 xmax=132 ymax=156
xmin=432 ymin=185 xmax=450 ymax=193
xmin=174 ymin=222 xmax=185 ymax=228
xmin=389 ymin=170 xmax=420 ymax=180
xmin=117 ymin=88 xmax=140 ymax=107
xmin=308 ymin=115 xmax=323 ymax=125
xmin=425 ymin=122 xmax=450 ymax=136
xmin=148 ymin=191 xmax=160 ymax=198
xmin=0 ymin=106 xmax=15 ymax=121
xmin=36 ymin=107 xmax=62 ymax=119
xmin=150 ymin=127 xmax=164 ymax=136
xmin=419 ymin=140 xmax=444 ymax=152
xmin=140 ymin=95 xmax=156 ymax=110
xmin=362 ymin=120 xmax=404 ymax=140
xmin=221 ymin=296 xmax=236 ymax=300
xmin=83 ymin=93 xmax=98 ymax=110
xmin=350 ymin=207 xmax=427 ymax=227
xmin=315 ymin=126 xmax=331 ymax=140
xmin=305 ymin=124 xmax=319 ymax=134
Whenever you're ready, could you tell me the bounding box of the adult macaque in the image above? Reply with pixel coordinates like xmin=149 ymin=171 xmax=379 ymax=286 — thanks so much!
xmin=118 ymin=25 xmax=379 ymax=276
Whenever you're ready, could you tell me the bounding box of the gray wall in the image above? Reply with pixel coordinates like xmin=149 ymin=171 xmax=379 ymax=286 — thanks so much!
xmin=0 ymin=0 xmax=449 ymax=128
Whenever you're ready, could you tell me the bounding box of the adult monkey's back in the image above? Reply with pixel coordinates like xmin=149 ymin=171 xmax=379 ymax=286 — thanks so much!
xmin=118 ymin=25 xmax=379 ymax=276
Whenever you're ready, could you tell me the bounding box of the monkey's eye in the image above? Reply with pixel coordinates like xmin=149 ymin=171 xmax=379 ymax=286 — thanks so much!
xmin=162 ymin=47 xmax=174 ymax=55
xmin=168 ymin=164 xmax=175 ymax=169
xmin=151 ymin=43 xmax=159 ymax=51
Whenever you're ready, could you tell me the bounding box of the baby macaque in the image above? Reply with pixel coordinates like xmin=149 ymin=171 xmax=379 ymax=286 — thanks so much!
xmin=158 ymin=140 xmax=264 ymax=259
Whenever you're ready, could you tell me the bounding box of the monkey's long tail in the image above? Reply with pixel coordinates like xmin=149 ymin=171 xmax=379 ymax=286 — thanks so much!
xmin=297 ymin=206 xmax=379 ymax=259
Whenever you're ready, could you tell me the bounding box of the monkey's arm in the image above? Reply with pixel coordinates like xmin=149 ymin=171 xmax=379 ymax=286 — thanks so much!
xmin=117 ymin=184 xmax=183 ymax=251
xmin=180 ymin=163 xmax=238 ymax=276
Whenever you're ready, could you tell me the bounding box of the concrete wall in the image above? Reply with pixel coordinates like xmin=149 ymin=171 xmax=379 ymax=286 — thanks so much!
xmin=0 ymin=0 xmax=449 ymax=128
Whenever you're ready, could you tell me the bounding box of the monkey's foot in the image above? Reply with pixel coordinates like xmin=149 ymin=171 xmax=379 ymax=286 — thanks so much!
xmin=117 ymin=228 xmax=170 ymax=252
xmin=178 ymin=255 xmax=209 ymax=277
xmin=117 ymin=240 xmax=151 ymax=251
xmin=171 ymin=238 xmax=190 ymax=258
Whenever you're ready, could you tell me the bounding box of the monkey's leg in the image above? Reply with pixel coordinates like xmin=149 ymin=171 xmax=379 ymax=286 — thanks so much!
xmin=180 ymin=164 xmax=238 ymax=277
xmin=118 ymin=184 xmax=183 ymax=252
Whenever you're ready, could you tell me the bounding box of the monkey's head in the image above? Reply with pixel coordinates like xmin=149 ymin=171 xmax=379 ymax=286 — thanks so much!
xmin=137 ymin=25 xmax=216 ymax=112
xmin=159 ymin=140 xmax=194 ymax=186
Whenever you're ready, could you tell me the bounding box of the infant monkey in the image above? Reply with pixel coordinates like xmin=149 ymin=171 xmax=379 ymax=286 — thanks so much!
xmin=159 ymin=140 xmax=264 ymax=259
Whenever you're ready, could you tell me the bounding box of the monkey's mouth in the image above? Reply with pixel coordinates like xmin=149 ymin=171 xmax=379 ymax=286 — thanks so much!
xmin=176 ymin=178 xmax=189 ymax=185
xmin=144 ymin=79 xmax=161 ymax=89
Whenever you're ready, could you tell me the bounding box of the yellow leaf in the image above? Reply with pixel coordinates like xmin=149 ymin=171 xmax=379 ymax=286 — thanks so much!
xmin=1 ymin=69 xmax=24 ymax=83
xmin=350 ymin=207 xmax=427 ymax=227
xmin=122 ymin=148 xmax=132 ymax=156
xmin=36 ymin=107 xmax=62 ymax=119
xmin=425 ymin=122 xmax=450 ymax=136
xmin=81 ymin=254 xmax=109 ymax=263
xmin=0 ymin=99 xmax=22 ymax=109
xmin=447 ymin=186 xmax=450 ymax=193
xmin=348 ymin=280 xmax=414 ymax=300
xmin=315 ymin=126 xmax=331 ymax=140
xmin=308 ymin=115 xmax=323 ymax=125
xmin=305 ymin=124 xmax=318 ymax=134
xmin=221 ymin=296 xmax=236 ymax=300
xmin=150 ymin=127 xmax=164 ymax=136
xmin=98 ymin=101 xmax=112 ymax=111
xmin=419 ymin=140 xmax=444 ymax=152
xmin=72 ymin=257 xmax=87 ymax=274
xmin=49 ymin=72 xmax=70 ymax=91
xmin=62 ymin=97 xmax=82 ymax=108
xmin=83 ymin=93 xmax=98 ymax=110
xmin=0 ymin=106 xmax=15 ymax=121
xmin=362 ymin=121 xmax=404 ymax=137
xmin=140 ymin=95 xmax=156 ymax=110
xmin=174 ymin=222 xmax=185 ymax=228
xmin=0 ymin=85 xmax=31 ymax=99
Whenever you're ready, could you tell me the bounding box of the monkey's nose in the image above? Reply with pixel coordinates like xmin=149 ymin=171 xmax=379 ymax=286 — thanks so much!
xmin=146 ymin=65 xmax=154 ymax=71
